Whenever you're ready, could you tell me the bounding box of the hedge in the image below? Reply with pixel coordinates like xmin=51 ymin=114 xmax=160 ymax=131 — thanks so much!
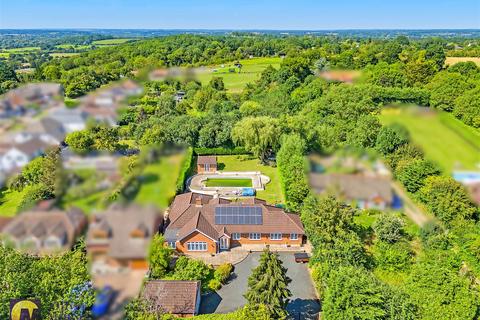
xmin=175 ymin=147 xmax=194 ymax=193
xmin=367 ymin=85 xmax=431 ymax=106
xmin=194 ymin=147 xmax=248 ymax=156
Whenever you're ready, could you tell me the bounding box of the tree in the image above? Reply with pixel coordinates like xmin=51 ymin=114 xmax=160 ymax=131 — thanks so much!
xmin=373 ymin=240 xmax=413 ymax=272
xmin=209 ymin=76 xmax=225 ymax=91
xmin=322 ymin=266 xmax=387 ymax=320
xmin=148 ymin=234 xmax=172 ymax=279
xmin=232 ymin=116 xmax=282 ymax=162
xmin=0 ymin=241 xmax=94 ymax=319
xmin=244 ymin=249 xmax=291 ymax=319
xmin=375 ymin=123 xmax=410 ymax=155
xmin=172 ymin=256 xmax=213 ymax=289
xmin=418 ymin=176 xmax=478 ymax=224
xmin=448 ymin=61 xmax=480 ymax=77
xmin=373 ymin=214 xmax=405 ymax=243
xmin=426 ymin=71 xmax=473 ymax=111
xmin=396 ymin=159 xmax=440 ymax=193
xmin=454 ymin=86 xmax=480 ymax=128
xmin=276 ymin=134 xmax=310 ymax=211
xmin=65 ymin=130 xmax=95 ymax=154
xmin=0 ymin=60 xmax=18 ymax=83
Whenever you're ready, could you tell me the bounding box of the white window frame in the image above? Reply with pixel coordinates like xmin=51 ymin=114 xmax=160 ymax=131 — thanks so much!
xmin=270 ymin=233 xmax=282 ymax=241
xmin=290 ymin=233 xmax=298 ymax=240
xmin=249 ymin=233 xmax=261 ymax=240
xmin=168 ymin=241 xmax=176 ymax=249
xmin=187 ymin=241 xmax=207 ymax=251
xmin=232 ymin=233 xmax=241 ymax=240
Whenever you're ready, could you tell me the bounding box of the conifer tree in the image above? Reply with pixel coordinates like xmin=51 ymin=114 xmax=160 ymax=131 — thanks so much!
xmin=244 ymin=249 xmax=292 ymax=319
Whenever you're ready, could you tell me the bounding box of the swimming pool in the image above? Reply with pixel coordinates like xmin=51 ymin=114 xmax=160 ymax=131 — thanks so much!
xmin=452 ymin=171 xmax=480 ymax=184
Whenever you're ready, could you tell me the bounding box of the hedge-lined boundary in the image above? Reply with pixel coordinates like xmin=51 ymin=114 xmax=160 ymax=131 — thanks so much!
xmin=194 ymin=147 xmax=248 ymax=156
xmin=175 ymin=147 xmax=194 ymax=194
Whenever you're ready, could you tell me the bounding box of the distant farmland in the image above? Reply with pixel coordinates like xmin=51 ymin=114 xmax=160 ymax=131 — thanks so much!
xmin=445 ymin=56 xmax=480 ymax=67
xmin=92 ymin=38 xmax=135 ymax=45
xmin=379 ymin=107 xmax=480 ymax=173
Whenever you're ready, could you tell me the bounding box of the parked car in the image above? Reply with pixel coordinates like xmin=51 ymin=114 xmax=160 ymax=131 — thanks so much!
xmin=294 ymin=252 xmax=310 ymax=263
xmin=92 ymin=286 xmax=115 ymax=318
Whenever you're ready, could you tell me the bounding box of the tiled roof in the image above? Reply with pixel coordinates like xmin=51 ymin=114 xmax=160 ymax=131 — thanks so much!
xmin=166 ymin=193 xmax=305 ymax=242
xmin=142 ymin=280 xmax=200 ymax=315
xmin=197 ymin=156 xmax=217 ymax=165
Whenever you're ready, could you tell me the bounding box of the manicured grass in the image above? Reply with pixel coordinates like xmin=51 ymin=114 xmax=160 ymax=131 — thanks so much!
xmin=205 ymin=178 xmax=252 ymax=188
xmin=0 ymin=187 xmax=31 ymax=217
xmin=2 ymin=46 xmax=41 ymax=53
xmin=134 ymin=153 xmax=184 ymax=209
xmin=445 ymin=56 xmax=480 ymax=67
xmin=215 ymin=155 xmax=284 ymax=205
xmin=379 ymin=107 xmax=480 ymax=173
xmin=67 ymin=190 xmax=109 ymax=214
xmin=92 ymin=38 xmax=134 ymax=45
xmin=196 ymin=57 xmax=282 ymax=93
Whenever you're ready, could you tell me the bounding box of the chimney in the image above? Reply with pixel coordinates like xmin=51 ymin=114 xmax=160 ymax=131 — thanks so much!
xmin=195 ymin=197 xmax=202 ymax=207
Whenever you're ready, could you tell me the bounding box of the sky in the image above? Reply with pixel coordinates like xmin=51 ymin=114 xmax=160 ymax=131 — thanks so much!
xmin=0 ymin=0 xmax=479 ymax=30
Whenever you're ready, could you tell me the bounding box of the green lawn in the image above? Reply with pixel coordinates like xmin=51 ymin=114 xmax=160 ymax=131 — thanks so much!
xmin=379 ymin=107 xmax=480 ymax=173
xmin=134 ymin=153 xmax=184 ymax=209
xmin=50 ymin=52 xmax=81 ymax=58
xmin=205 ymin=178 xmax=252 ymax=188
xmin=215 ymin=155 xmax=283 ymax=205
xmin=0 ymin=187 xmax=31 ymax=217
xmin=92 ymin=38 xmax=135 ymax=45
xmin=196 ymin=57 xmax=282 ymax=93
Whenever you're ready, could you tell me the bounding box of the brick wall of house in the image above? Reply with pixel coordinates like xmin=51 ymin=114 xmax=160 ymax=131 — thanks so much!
xmin=231 ymin=233 xmax=303 ymax=247
xmin=196 ymin=164 xmax=217 ymax=173
xmin=177 ymin=231 xmax=217 ymax=254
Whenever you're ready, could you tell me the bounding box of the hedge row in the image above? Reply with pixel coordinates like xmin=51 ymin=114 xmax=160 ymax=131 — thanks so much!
xmin=175 ymin=147 xmax=194 ymax=193
xmin=367 ymin=85 xmax=431 ymax=106
xmin=194 ymin=147 xmax=248 ymax=156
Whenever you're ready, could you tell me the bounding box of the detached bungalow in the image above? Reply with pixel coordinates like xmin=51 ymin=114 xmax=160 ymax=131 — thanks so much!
xmin=164 ymin=193 xmax=305 ymax=254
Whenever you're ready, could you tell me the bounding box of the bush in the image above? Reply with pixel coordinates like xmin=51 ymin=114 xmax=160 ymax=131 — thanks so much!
xmin=214 ymin=263 xmax=233 ymax=284
xmin=420 ymin=221 xmax=452 ymax=250
xmin=373 ymin=214 xmax=405 ymax=243
xmin=396 ymin=159 xmax=440 ymax=193
xmin=373 ymin=241 xmax=413 ymax=272
xmin=175 ymin=147 xmax=194 ymax=193
xmin=208 ymin=279 xmax=222 ymax=291
xmin=375 ymin=123 xmax=410 ymax=155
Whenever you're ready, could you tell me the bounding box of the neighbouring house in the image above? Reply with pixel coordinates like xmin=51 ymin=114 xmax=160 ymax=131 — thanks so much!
xmin=309 ymin=173 xmax=393 ymax=210
xmin=86 ymin=204 xmax=163 ymax=273
xmin=197 ymin=156 xmax=217 ymax=173
xmin=0 ymin=137 xmax=52 ymax=172
xmin=78 ymin=80 xmax=142 ymax=126
xmin=26 ymin=117 xmax=67 ymax=145
xmin=46 ymin=107 xmax=88 ymax=133
xmin=164 ymin=192 xmax=305 ymax=254
xmin=141 ymin=280 xmax=201 ymax=317
xmin=0 ymin=83 xmax=64 ymax=118
xmin=174 ymin=91 xmax=186 ymax=102
xmin=0 ymin=204 xmax=87 ymax=254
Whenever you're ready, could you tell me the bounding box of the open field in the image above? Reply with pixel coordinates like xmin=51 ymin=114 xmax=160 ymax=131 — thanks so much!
xmin=379 ymin=107 xmax=480 ymax=173
xmin=50 ymin=52 xmax=81 ymax=57
xmin=196 ymin=57 xmax=282 ymax=92
xmin=134 ymin=153 xmax=184 ymax=209
xmin=216 ymin=155 xmax=283 ymax=204
xmin=205 ymin=178 xmax=252 ymax=188
xmin=1 ymin=46 xmax=41 ymax=53
xmin=92 ymin=38 xmax=135 ymax=45
xmin=445 ymin=56 xmax=480 ymax=67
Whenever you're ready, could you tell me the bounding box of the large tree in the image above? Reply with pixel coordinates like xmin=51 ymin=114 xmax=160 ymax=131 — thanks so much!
xmin=148 ymin=234 xmax=172 ymax=279
xmin=244 ymin=249 xmax=292 ymax=319
xmin=232 ymin=116 xmax=282 ymax=162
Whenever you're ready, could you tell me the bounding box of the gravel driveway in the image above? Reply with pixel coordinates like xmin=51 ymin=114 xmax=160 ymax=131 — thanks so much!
xmin=200 ymin=252 xmax=320 ymax=319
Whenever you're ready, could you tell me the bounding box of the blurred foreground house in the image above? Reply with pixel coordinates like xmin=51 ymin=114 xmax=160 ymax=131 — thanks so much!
xmin=79 ymin=80 xmax=142 ymax=126
xmin=0 ymin=83 xmax=64 ymax=119
xmin=0 ymin=137 xmax=52 ymax=172
xmin=164 ymin=193 xmax=305 ymax=254
xmin=46 ymin=107 xmax=88 ymax=133
xmin=86 ymin=204 xmax=163 ymax=273
xmin=141 ymin=280 xmax=201 ymax=317
xmin=309 ymin=173 xmax=393 ymax=210
xmin=452 ymin=171 xmax=480 ymax=205
xmin=1 ymin=204 xmax=87 ymax=254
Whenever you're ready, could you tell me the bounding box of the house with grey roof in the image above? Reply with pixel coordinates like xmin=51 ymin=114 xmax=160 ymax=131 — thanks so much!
xmin=46 ymin=107 xmax=88 ymax=133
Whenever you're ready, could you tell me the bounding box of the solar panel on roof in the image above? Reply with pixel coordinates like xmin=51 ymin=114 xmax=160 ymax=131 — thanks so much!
xmin=214 ymin=206 xmax=263 ymax=225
